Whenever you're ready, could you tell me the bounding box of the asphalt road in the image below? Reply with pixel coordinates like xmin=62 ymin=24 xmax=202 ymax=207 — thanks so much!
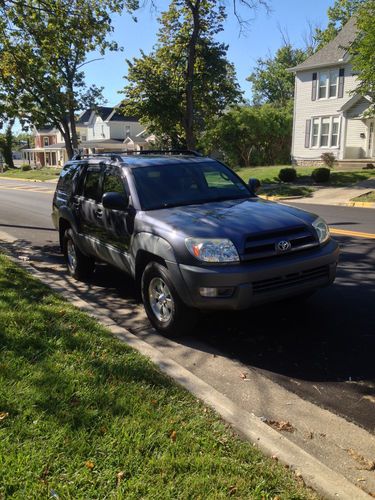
xmin=1 ymin=178 xmax=374 ymax=434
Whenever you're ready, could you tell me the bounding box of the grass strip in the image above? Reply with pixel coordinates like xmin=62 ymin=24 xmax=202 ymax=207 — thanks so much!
xmin=351 ymin=191 xmax=375 ymax=203
xmin=0 ymin=254 xmax=316 ymax=499
xmin=0 ymin=167 xmax=61 ymax=181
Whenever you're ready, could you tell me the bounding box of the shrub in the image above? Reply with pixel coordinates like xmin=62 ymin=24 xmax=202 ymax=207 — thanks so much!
xmin=321 ymin=152 xmax=336 ymax=168
xmin=312 ymin=167 xmax=330 ymax=183
xmin=278 ymin=167 xmax=297 ymax=183
xmin=363 ymin=163 xmax=375 ymax=170
xmin=21 ymin=164 xmax=32 ymax=171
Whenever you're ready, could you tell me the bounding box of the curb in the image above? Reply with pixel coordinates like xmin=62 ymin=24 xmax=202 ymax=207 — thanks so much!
xmin=259 ymin=195 xmax=305 ymax=201
xmin=339 ymin=201 xmax=375 ymax=209
xmin=1 ymin=247 xmax=371 ymax=500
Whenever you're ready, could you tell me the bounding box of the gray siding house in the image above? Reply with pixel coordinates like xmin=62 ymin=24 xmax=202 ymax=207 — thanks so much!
xmin=289 ymin=17 xmax=374 ymax=166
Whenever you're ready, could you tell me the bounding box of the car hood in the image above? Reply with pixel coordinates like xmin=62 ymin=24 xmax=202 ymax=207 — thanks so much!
xmin=140 ymin=197 xmax=316 ymax=245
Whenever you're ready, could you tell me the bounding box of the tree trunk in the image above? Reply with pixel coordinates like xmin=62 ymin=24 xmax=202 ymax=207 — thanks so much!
xmin=0 ymin=124 xmax=15 ymax=168
xmin=184 ymin=0 xmax=201 ymax=150
xmin=59 ymin=121 xmax=74 ymax=160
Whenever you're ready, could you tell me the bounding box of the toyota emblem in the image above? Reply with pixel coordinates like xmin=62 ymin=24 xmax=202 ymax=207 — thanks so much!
xmin=276 ymin=240 xmax=291 ymax=252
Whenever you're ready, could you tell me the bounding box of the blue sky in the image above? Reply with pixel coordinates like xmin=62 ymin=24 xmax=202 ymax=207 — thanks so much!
xmin=84 ymin=0 xmax=334 ymax=106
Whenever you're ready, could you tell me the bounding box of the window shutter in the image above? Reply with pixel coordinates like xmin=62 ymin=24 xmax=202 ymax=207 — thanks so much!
xmin=311 ymin=73 xmax=317 ymax=101
xmin=338 ymin=68 xmax=345 ymax=98
xmin=305 ymin=119 xmax=311 ymax=148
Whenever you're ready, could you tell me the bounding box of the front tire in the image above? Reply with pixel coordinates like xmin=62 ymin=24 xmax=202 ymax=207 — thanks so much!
xmin=141 ymin=262 xmax=198 ymax=337
xmin=63 ymin=228 xmax=95 ymax=280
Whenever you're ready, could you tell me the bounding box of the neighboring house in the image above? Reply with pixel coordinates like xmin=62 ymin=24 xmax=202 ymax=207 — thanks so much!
xmin=289 ymin=17 xmax=374 ymax=167
xmin=23 ymin=106 xmax=154 ymax=167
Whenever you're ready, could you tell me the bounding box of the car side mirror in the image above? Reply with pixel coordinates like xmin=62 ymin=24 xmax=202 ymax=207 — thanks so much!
xmin=102 ymin=191 xmax=129 ymax=211
xmin=248 ymin=178 xmax=261 ymax=194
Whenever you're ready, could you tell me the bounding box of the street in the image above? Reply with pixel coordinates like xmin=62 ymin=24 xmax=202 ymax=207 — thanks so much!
xmin=1 ymin=177 xmax=374 ymax=434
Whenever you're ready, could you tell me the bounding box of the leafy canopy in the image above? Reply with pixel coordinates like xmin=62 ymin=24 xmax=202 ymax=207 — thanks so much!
xmin=247 ymin=44 xmax=306 ymax=106
xmin=0 ymin=0 xmax=138 ymax=157
xmin=122 ymin=0 xmax=242 ymax=147
xmin=314 ymin=0 xmax=365 ymax=49
xmin=349 ymin=0 xmax=375 ymax=112
xmin=201 ymin=105 xmax=292 ymax=168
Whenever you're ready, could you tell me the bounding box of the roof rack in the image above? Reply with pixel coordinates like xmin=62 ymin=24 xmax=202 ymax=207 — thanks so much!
xmin=71 ymin=150 xmax=202 ymax=161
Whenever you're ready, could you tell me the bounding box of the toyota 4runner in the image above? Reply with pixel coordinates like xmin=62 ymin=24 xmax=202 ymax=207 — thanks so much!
xmin=52 ymin=151 xmax=339 ymax=336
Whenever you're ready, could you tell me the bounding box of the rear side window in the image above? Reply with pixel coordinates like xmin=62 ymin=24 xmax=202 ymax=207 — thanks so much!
xmin=57 ymin=163 xmax=80 ymax=194
xmin=83 ymin=166 xmax=102 ymax=201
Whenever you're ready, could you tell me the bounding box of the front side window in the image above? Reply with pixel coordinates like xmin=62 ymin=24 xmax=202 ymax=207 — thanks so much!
xmin=103 ymin=168 xmax=125 ymax=195
xmin=331 ymin=118 xmax=340 ymax=146
xmin=43 ymin=137 xmax=49 ymax=147
xmin=132 ymin=162 xmax=251 ymax=211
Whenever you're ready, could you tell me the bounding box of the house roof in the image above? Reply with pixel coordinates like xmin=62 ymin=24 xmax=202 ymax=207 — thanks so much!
xmin=76 ymin=106 xmax=139 ymax=124
xmin=289 ymin=16 xmax=358 ymax=72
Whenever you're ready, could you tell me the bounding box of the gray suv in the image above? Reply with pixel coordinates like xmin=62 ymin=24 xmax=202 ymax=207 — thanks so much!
xmin=52 ymin=152 xmax=339 ymax=336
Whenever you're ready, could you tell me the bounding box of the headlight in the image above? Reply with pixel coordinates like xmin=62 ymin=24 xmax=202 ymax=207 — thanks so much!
xmin=312 ymin=217 xmax=330 ymax=244
xmin=185 ymin=238 xmax=240 ymax=263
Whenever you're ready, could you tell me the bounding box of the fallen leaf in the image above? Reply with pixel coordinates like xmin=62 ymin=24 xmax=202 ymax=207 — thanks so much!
xmin=265 ymin=420 xmax=295 ymax=433
xmin=116 ymin=471 xmax=125 ymax=486
xmin=85 ymin=460 xmax=94 ymax=470
xmin=170 ymin=430 xmax=177 ymax=442
xmin=347 ymin=449 xmax=375 ymax=471
xmin=151 ymin=399 xmax=158 ymax=405
xmin=240 ymin=372 xmax=247 ymax=380
xmin=228 ymin=485 xmax=237 ymax=495
xmin=0 ymin=412 xmax=9 ymax=421
xmin=363 ymin=395 xmax=375 ymax=404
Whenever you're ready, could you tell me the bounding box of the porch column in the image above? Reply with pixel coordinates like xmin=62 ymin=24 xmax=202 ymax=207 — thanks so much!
xmin=340 ymin=114 xmax=348 ymax=160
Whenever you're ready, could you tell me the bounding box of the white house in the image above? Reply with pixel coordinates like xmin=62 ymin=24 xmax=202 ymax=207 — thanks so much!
xmin=23 ymin=106 xmax=154 ymax=167
xmin=289 ymin=17 xmax=374 ymax=167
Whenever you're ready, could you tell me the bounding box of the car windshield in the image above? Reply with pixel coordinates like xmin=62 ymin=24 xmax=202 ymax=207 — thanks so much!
xmin=132 ymin=161 xmax=253 ymax=210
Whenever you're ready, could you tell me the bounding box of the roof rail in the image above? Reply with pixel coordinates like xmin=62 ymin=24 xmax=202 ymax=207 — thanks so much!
xmin=70 ymin=149 xmax=203 ymax=161
xmin=137 ymin=149 xmax=202 ymax=157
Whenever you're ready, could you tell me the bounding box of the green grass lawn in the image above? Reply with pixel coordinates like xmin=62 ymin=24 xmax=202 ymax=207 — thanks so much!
xmin=351 ymin=190 xmax=375 ymax=202
xmin=0 ymin=254 xmax=316 ymax=499
xmin=259 ymin=185 xmax=315 ymax=199
xmin=236 ymin=165 xmax=375 ymax=188
xmin=0 ymin=167 xmax=61 ymax=181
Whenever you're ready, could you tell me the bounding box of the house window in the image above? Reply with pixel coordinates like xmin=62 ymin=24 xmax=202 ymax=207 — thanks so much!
xmin=43 ymin=137 xmax=49 ymax=147
xmin=331 ymin=118 xmax=340 ymax=146
xmin=125 ymin=125 xmax=131 ymax=138
xmin=310 ymin=116 xmax=341 ymax=148
xmin=320 ymin=118 xmax=330 ymax=146
xmin=319 ymin=69 xmax=339 ymax=99
xmin=312 ymin=119 xmax=319 ymax=147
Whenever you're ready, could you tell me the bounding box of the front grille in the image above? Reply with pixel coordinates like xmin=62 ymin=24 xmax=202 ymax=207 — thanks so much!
xmin=252 ymin=266 xmax=329 ymax=294
xmin=242 ymin=226 xmax=318 ymax=261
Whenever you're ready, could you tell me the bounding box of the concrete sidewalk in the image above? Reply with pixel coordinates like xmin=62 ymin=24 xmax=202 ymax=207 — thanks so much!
xmin=288 ymin=178 xmax=375 ymax=208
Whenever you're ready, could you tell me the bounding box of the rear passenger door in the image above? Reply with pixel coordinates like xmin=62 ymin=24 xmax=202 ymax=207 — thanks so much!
xmin=101 ymin=166 xmax=133 ymax=270
xmin=77 ymin=163 xmax=105 ymax=249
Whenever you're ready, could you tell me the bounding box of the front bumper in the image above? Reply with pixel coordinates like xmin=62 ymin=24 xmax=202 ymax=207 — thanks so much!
xmin=174 ymin=239 xmax=339 ymax=310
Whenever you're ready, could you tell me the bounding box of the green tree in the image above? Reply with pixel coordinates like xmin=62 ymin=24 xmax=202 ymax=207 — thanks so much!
xmin=349 ymin=0 xmax=375 ymax=111
xmin=314 ymin=0 xmax=365 ymax=49
xmin=247 ymin=44 xmax=306 ymax=106
xmin=201 ymin=105 xmax=292 ymax=167
xmin=0 ymin=0 xmax=137 ymax=159
xmin=0 ymin=123 xmax=15 ymax=168
xmin=122 ymin=0 xmax=268 ymax=149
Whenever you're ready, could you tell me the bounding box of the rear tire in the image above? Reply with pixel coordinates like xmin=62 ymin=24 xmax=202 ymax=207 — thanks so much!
xmin=63 ymin=228 xmax=95 ymax=280
xmin=141 ymin=261 xmax=198 ymax=337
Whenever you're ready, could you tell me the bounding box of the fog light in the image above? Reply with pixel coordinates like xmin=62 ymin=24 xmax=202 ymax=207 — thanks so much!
xmin=200 ymin=287 xmax=218 ymax=297
xmin=199 ymin=287 xmax=234 ymax=297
